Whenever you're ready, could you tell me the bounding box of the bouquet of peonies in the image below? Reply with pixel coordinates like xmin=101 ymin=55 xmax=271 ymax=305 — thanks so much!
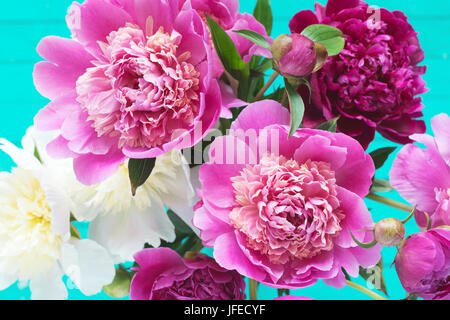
xmin=0 ymin=0 xmax=448 ymax=300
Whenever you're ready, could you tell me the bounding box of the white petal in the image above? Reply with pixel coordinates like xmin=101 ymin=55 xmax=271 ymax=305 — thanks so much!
xmin=38 ymin=169 xmax=72 ymax=239
xmin=0 ymin=138 xmax=41 ymax=171
xmin=88 ymin=193 xmax=175 ymax=262
xmin=151 ymin=150 xmax=198 ymax=233
xmin=30 ymin=265 xmax=67 ymax=300
xmin=60 ymin=240 xmax=115 ymax=296
xmin=21 ymin=126 xmax=59 ymax=165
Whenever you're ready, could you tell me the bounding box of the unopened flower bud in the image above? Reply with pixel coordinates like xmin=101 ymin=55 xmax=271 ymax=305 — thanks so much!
xmin=272 ymin=34 xmax=326 ymax=77
xmin=374 ymin=218 xmax=406 ymax=247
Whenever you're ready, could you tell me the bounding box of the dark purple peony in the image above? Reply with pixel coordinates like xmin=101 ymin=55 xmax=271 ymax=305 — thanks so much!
xmin=290 ymin=0 xmax=427 ymax=149
xmin=130 ymin=248 xmax=246 ymax=300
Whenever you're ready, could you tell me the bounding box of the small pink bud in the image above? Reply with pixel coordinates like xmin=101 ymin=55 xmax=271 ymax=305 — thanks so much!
xmin=272 ymin=34 xmax=323 ymax=77
xmin=374 ymin=218 xmax=406 ymax=247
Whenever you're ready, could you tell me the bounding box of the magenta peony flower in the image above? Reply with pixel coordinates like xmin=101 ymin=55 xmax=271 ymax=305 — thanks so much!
xmin=193 ymin=100 xmax=381 ymax=289
xmin=290 ymin=0 xmax=427 ymax=149
xmin=390 ymin=114 xmax=450 ymax=229
xmin=33 ymin=0 xmax=222 ymax=185
xmin=129 ymin=248 xmax=246 ymax=300
xmin=395 ymin=228 xmax=450 ymax=300
xmin=185 ymin=0 xmax=272 ymax=77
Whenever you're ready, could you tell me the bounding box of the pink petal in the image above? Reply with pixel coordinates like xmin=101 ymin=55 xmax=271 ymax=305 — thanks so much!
xmin=334 ymin=187 xmax=377 ymax=249
xmin=61 ymin=110 xmax=115 ymax=156
xmin=213 ymin=232 xmax=267 ymax=282
xmin=34 ymin=93 xmax=80 ymax=131
xmin=73 ymin=149 xmax=125 ymax=185
xmin=231 ymin=100 xmax=290 ymax=132
xmin=390 ymin=144 xmax=449 ymax=213
xmin=46 ymin=135 xmax=78 ymax=159
xmin=431 ymin=113 xmax=450 ymax=165
xmin=395 ymin=233 xmax=437 ymax=291
xmin=66 ymin=0 xmax=132 ymax=57
xmin=33 ymin=36 xmax=94 ymax=99
xmin=289 ymin=10 xmax=319 ymax=34
xmin=300 ymin=129 xmax=375 ymax=198
xmin=130 ymin=248 xmax=184 ymax=300
xmin=193 ymin=206 xmax=233 ymax=247
xmin=325 ymin=0 xmax=359 ymax=16
xmin=293 ymin=134 xmax=348 ymax=171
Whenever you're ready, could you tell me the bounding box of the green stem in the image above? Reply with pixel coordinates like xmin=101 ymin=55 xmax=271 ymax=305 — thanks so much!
xmin=277 ymin=288 xmax=290 ymax=297
xmin=249 ymin=279 xmax=258 ymax=301
xmin=366 ymin=193 xmax=413 ymax=213
xmin=346 ymin=280 xmax=387 ymax=300
xmin=255 ymin=71 xmax=279 ymax=100
xmin=401 ymin=206 xmax=417 ymax=224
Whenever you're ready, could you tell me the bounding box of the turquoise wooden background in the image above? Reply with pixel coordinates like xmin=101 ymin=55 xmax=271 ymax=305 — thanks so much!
xmin=0 ymin=0 xmax=447 ymax=300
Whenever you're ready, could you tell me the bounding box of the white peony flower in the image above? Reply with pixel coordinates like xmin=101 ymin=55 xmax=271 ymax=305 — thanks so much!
xmin=69 ymin=149 xmax=198 ymax=262
xmin=0 ymin=129 xmax=115 ymax=299
xmin=21 ymin=127 xmax=198 ymax=263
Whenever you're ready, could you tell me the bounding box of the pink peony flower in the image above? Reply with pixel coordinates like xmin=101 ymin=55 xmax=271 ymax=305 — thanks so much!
xmin=390 ymin=114 xmax=450 ymax=229
xmin=395 ymin=228 xmax=450 ymax=300
xmin=193 ymin=100 xmax=381 ymax=289
xmin=290 ymin=0 xmax=427 ymax=149
xmin=130 ymin=248 xmax=246 ymax=300
xmin=184 ymin=0 xmax=272 ymax=77
xmin=33 ymin=0 xmax=222 ymax=185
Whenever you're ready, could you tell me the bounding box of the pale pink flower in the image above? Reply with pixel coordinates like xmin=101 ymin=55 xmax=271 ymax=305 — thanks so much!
xmin=193 ymin=100 xmax=380 ymax=289
xmin=33 ymin=0 xmax=222 ymax=185
xmin=390 ymin=114 xmax=450 ymax=229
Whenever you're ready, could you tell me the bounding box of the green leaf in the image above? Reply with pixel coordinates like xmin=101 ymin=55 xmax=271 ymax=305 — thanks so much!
xmin=128 ymin=158 xmax=156 ymax=196
xmin=370 ymin=147 xmax=397 ymax=170
xmin=359 ymin=259 xmax=388 ymax=296
xmin=167 ymin=209 xmax=195 ymax=236
xmin=206 ymin=15 xmax=249 ymax=81
xmin=33 ymin=145 xmax=43 ymax=164
xmin=277 ymin=288 xmax=290 ymax=297
xmin=301 ymin=24 xmax=345 ymax=56
xmin=253 ymin=0 xmax=273 ymax=36
xmin=233 ymin=29 xmax=271 ymax=50
xmin=70 ymin=224 xmax=81 ymax=240
xmin=254 ymin=58 xmax=273 ymax=74
xmin=370 ymin=179 xmax=394 ymax=193
xmin=103 ymin=266 xmax=133 ymax=298
xmin=316 ymin=117 xmax=339 ymax=132
xmin=284 ymin=78 xmax=305 ymax=137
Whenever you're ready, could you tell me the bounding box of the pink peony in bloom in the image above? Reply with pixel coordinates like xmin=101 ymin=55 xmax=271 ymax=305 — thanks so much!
xmin=33 ymin=0 xmax=222 ymax=185
xmin=129 ymin=248 xmax=246 ymax=300
xmin=390 ymin=114 xmax=450 ymax=229
xmin=395 ymin=228 xmax=450 ymax=300
xmin=193 ymin=100 xmax=381 ymax=289
xmin=184 ymin=0 xmax=272 ymax=77
xmin=290 ymin=0 xmax=427 ymax=149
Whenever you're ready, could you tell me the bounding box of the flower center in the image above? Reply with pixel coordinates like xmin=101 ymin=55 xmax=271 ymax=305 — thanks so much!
xmin=76 ymin=24 xmax=201 ymax=149
xmin=230 ymin=154 xmax=344 ymax=264
xmin=0 ymin=168 xmax=62 ymax=279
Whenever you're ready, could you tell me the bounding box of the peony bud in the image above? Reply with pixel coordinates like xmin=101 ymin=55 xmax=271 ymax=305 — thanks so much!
xmin=395 ymin=228 xmax=450 ymax=300
xmin=272 ymin=34 xmax=325 ymax=77
xmin=374 ymin=218 xmax=406 ymax=247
